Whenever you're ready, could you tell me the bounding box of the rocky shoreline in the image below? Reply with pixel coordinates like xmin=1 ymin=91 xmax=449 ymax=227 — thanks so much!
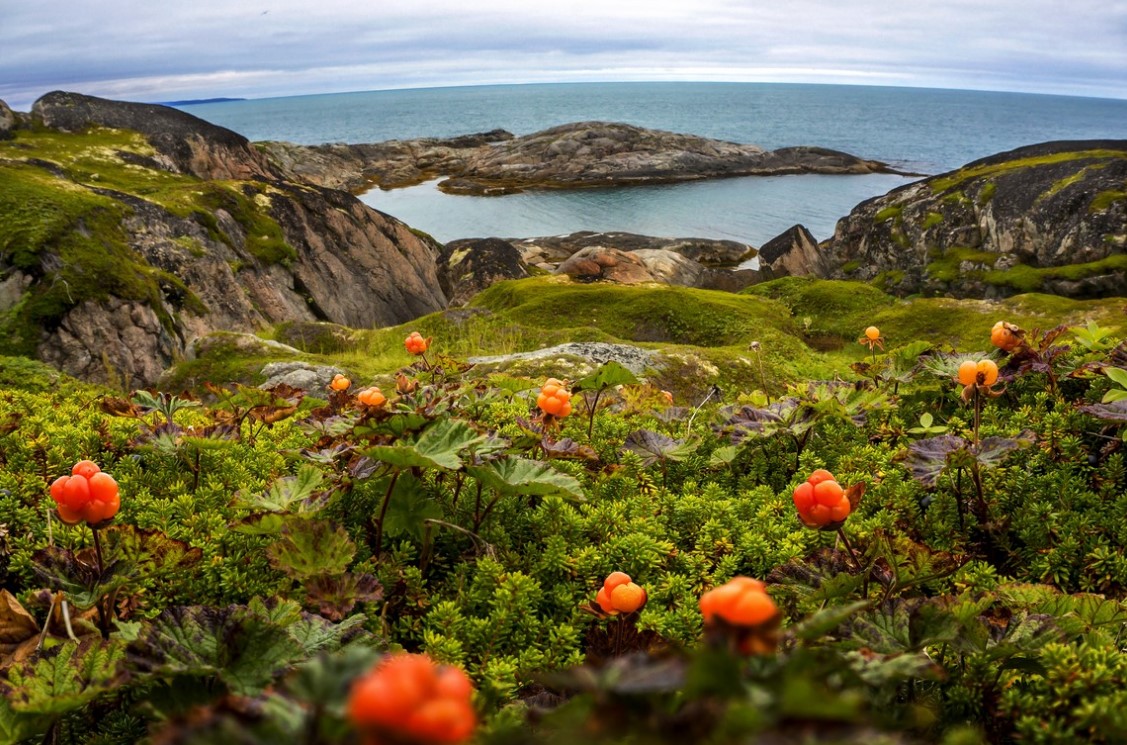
xmin=258 ymin=121 xmax=911 ymax=195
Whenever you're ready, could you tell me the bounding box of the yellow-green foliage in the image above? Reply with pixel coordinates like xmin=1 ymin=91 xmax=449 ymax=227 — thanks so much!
xmin=930 ymin=148 xmax=1127 ymax=193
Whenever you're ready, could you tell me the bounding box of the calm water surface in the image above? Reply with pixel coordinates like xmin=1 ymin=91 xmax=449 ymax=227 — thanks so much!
xmin=180 ymin=83 xmax=1127 ymax=246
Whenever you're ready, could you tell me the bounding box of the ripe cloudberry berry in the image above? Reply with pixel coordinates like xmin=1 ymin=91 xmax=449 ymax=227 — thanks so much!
xmin=405 ymin=331 xmax=432 ymax=355
xmin=595 ymin=572 xmax=647 ymax=615
xmin=348 ymin=653 xmax=476 ymax=744
xmin=864 ymin=326 xmax=880 ymax=341
xmin=330 ymin=374 xmax=351 ymax=391
xmin=49 ymin=461 xmax=120 ymax=525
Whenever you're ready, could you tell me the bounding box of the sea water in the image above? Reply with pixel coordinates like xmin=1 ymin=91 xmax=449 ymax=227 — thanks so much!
xmin=178 ymin=82 xmax=1127 ymax=246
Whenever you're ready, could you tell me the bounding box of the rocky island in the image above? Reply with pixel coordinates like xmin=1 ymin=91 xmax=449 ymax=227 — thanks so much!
xmin=258 ymin=121 xmax=909 ymax=195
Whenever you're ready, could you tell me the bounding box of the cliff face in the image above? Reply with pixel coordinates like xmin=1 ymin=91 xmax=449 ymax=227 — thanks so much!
xmin=821 ymin=141 xmax=1127 ymax=298
xmin=0 ymin=93 xmax=446 ymax=386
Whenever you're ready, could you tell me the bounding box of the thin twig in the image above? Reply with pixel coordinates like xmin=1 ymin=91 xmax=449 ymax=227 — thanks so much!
xmin=60 ymin=600 xmax=79 ymax=642
xmin=685 ymin=385 xmax=718 ymax=439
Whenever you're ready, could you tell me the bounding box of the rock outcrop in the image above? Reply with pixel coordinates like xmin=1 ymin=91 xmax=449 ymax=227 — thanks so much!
xmin=511 ymin=231 xmax=754 ymax=268
xmin=0 ymin=100 xmax=15 ymax=139
xmin=441 ymin=126 xmax=904 ymax=194
xmin=821 ymin=141 xmax=1127 ymax=298
xmin=259 ymin=121 xmax=907 ymax=195
xmin=758 ymin=225 xmax=825 ymax=277
xmin=438 ymin=238 xmax=530 ymax=307
xmin=259 ymin=129 xmax=514 ymax=191
xmin=2 ymin=92 xmax=447 ymax=386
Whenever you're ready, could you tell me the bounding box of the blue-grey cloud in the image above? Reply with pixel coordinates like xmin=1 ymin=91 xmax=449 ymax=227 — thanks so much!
xmin=1 ymin=0 xmax=1125 ymax=109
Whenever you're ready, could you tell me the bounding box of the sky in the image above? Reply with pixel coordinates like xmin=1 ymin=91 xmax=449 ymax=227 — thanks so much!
xmin=2 ymin=0 xmax=1127 ymax=110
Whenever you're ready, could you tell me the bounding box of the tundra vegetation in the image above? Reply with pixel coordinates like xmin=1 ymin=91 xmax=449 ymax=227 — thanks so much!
xmin=1 ymin=273 xmax=1126 ymax=745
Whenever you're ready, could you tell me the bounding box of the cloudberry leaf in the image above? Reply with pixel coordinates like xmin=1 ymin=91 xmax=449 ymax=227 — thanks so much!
xmin=1 ymin=639 xmax=125 ymax=715
xmin=466 ymin=457 xmax=585 ymax=501
xmin=365 ymin=418 xmax=487 ymax=471
xmin=237 ymin=466 xmax=329 ymax=514
xmin=30 ymin=547 xmax=129 ymax=610
xmin=304 ymin=574 xmax=383 ymax=622
xmin=267 ymin=519 xmax=356 ymax=580
xmin=1079 ymin=399 xmax=1127 ymax=422
xmin=905 ymin=435 xmax=967 ymax=487
xmin=573 ymin=361 xmax=639 ymax=392
xmin=623 ymin=429 xmax=696 ymax=466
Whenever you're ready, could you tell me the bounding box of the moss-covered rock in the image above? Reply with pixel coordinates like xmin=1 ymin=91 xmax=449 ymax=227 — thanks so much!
xmin=822 ymin=141 xmax=1127 ymax=299
xmin=0 ymin=93 xmax=448 ymax=386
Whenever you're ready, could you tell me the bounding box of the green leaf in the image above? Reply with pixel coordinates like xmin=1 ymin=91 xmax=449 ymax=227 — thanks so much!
xmin=3 ymin=639 xmax=125 ymax=715
xmin=381 ymin=473 xmax=444 ymax=541
xmin=127 ymin=600 xmax=324 ymax=696
xmin=364 ymin=418 xmax=486 ymax=471
xmin=573 ymin=361 xmax=639 ymax=392
xmin=622 ymin=429 xmax=696 ymax=466
xmin=236 ymin=466 xmax=328 ymax=514
xmin=1104 ymin=366 xmax=1127 ymax=388
xmin=267 ymin=519 xmax=356 ymax=580
xmin=708 ymin=445 xmax=739 ymax=467
xmin=465 ymin=457 xmax=585 ymax=501
xmin=1103 ymin=388 xmax=1127 ymax=403
xmin=30 ymin=547 xmax=131 ymax=610
xmin=791 ymin=601 xmax=869 ymax=641
xmin=0 ymin=697 xmax=48 ymax=745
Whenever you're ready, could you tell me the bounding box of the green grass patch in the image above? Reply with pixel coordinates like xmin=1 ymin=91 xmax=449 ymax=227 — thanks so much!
xmin=983 ymin=254 xmax=1127 ymax=293
xmin=930 ymin=149 xmax=1127 ymax=193
xmin=874 ymin=205 xmax=902 ymax=223
xmin=926 ymin=247 xmax=1001 ymax=283
xmin=1090 ymin=189 xmax=1127 ymax=213
xmin=922 ymin=212 xmax=944 ymax=229
xmin=977 ymin=181 xmax=996 ymax=204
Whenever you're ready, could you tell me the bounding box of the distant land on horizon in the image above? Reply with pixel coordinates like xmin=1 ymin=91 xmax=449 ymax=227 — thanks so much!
xmin=160 ymin=97 xmax=246 ymax=106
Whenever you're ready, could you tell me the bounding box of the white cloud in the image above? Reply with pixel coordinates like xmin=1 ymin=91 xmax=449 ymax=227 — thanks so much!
xmin=1 ymin=0 xmax=1125 ymax=109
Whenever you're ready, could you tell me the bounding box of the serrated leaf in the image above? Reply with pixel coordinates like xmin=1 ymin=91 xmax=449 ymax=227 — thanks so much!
xmin=31 ymin=547 xmax=130 ymax=610
xmin=381 ymin=473 xmax=444 ymax=541
xmin=126 ymin=599 xmax=356 ymax=697
xmin=573 ymin=361 xmax=639 ymax=392
xmin=622 ymin=429 xmax=696 ymax=466
xmin=365 ymin=418 xmax=486 ymax=471
xmin=2 ymin=639 xmax=125 ymax=715
xmin=267 ymin=520 xmax=356 ymax=580
xmin=304 ymin=575 xmax=383 ymax=622
xmin=974 ymin=433 xmax=1035 ymax=467
xmin=709 ymin=445 xmax=739 ymax=466
xmin=905 ymin=435 xmax=967 ymax=487
xmin=465 ymin=457 xmax=585 ymax=501
xmin=237 ymin=466 xmax=328 ymax=514
xmin=541 ymin=437 xmax=600 ymax=462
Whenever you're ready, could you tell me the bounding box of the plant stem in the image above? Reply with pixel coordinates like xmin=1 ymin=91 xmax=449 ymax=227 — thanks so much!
xmin=91 ymin=526 xmax=105 ymax=576
xmin=837 ymin=527 xmax=863 ymax=573
xmin=972 ymin=387 xmax=981 ymax=449
xmin=586 ymin=389 xmax=603 ymax=440
xmin=371 ymin=471 xmax=401 ymax=557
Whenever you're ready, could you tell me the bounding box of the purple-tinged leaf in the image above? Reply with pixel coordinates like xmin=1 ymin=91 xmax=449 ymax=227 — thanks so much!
xmin=905 ymin=436 xmax=967 ymax=487
xmin=623 ymin=429 xmax=696 ymax=466
xmin=1079 ymin=399 xmax=1127 ymax=423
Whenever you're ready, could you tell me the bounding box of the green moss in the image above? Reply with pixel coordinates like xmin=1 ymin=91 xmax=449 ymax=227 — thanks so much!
xmin=1090 ymin=189 xmax=1127 ymax=213
xmin=922 ymin=212 xmax=944 ymax=230
xmin=982 ymin=254 xmax=1127 ymax=293
xmin=840 ymin=260 xmax=861 ymax=274
xmin=977 ymin=182 xmax=996 ymax=204
xmin=873 ymin=270 xmax=906 ymax=292
xmin=0 ymin=162 xmax=205 ymax=354
xmin=874 ymin=205 xmax=902 ymax=223
xmin=930 ymin=149 xmax=1127 ymax=193
xmin=926 ymin=247 xmax=1001 ymax=282
xmin=193 ymin=183 xmax=296 ymax=266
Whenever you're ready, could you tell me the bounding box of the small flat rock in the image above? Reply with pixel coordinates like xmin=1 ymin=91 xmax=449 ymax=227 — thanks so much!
xmin=259 ymin=361 xmax=347 ymax=391
xmin=468 ymin=342 xmax=659 ymax=375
